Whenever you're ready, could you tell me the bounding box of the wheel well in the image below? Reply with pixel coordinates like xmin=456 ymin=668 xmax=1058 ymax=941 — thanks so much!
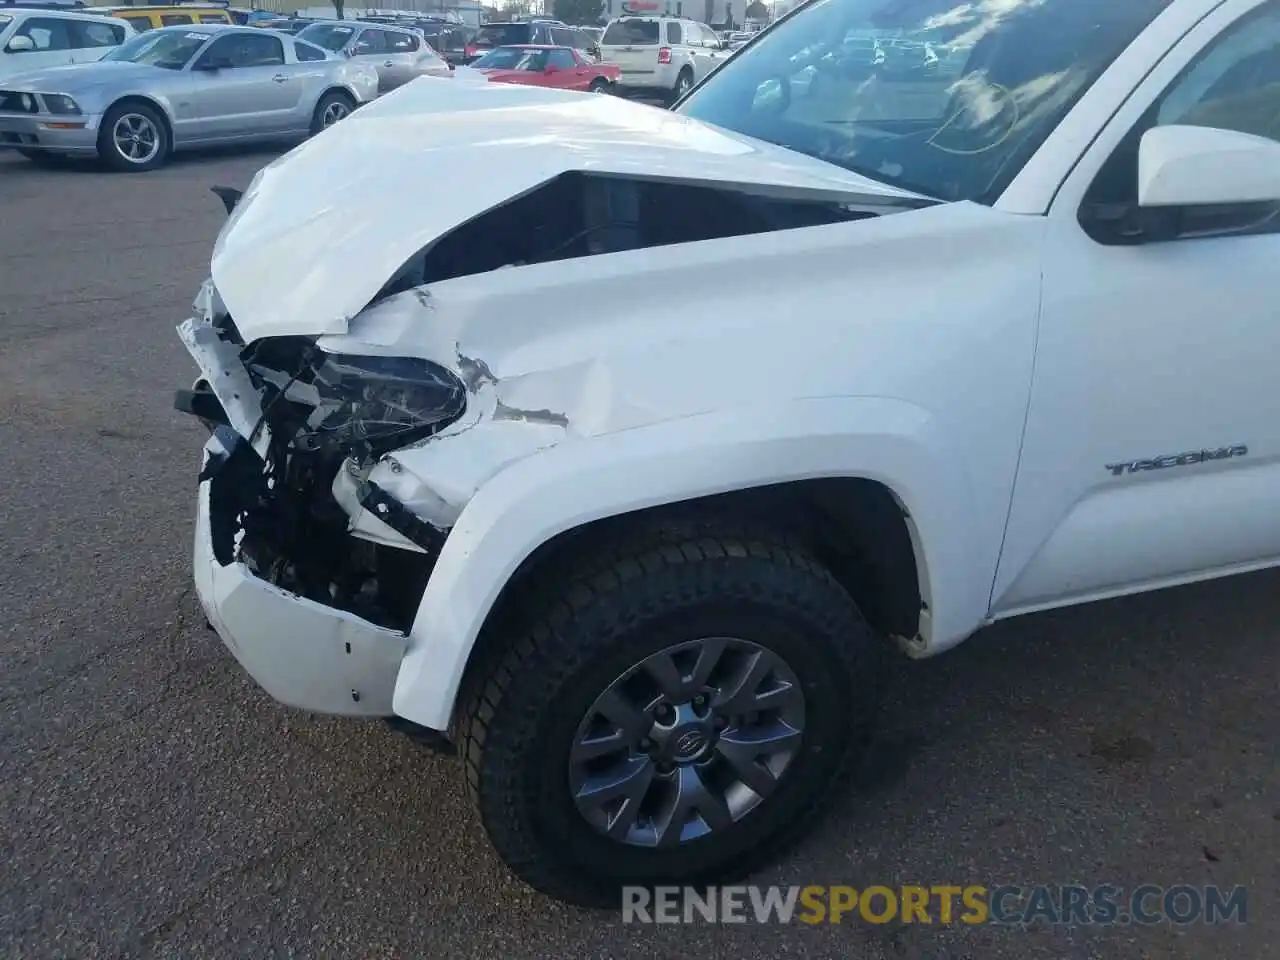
xmin=321 ymin=86 xmax=356 ymax=105
xmin=468 ymin=479 xmax=923 ymax=687
xmin=105 ymin=96 xmax=172 ymax=141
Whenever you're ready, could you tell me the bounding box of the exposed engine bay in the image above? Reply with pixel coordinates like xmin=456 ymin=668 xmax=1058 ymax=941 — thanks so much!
xmin=193 ymin=328 xmax=467 ymax=633
xmin=186 ymin=173 xmax=909 ymax=633
xmin=373 ymin=171 xmax=885 ymax=299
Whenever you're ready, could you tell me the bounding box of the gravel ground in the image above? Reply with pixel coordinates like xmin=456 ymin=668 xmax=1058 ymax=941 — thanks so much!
xmin=0 ymin=147 xmax=1275 ymax=960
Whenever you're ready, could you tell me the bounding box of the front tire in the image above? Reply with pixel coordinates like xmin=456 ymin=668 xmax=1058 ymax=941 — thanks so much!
xmin=588 ymin=78 xmax=611 ymax=94
xmin=97 ymin=102 xmax=169 ymax=172
xmin=456 ymin=529 xmax=881 ymax=907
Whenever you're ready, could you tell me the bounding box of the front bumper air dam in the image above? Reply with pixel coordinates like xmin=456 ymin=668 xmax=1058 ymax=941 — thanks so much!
xmin=193 ymin=435 xmax=408 ymax=717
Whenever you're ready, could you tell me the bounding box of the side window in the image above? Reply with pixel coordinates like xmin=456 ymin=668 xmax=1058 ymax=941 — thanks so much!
xmin=197 ymin=33 xmax=284 ymax=68
xmin=352 ymin=28 xmax=388 ymax=54
xmin=388 ymin=30 xmax=418 ymax=52
xmin=235 ymin=33 xmax=284 ymax=66
xmin=69 ymin=19 xmax=125 ymax=48
xmin=701 ymin=25 xmax=720 ymax=48
xmin=12 ymin=17 xmax=73 ymax=51
xmin=199 ymin=15 xmax=226 ymax=24
xmin=666 ymin=21 xmax=682 ymax=45
xmin=123 ymin=16 xmax=152 ymax=33
xmin=551 ymin=27 xmax=576 ymax=47
xmin=1157 ymin=4 xmax=1280 ymax=143
xmin=1083 ymin=1 xmax=1280 ymax=237
xmin=293 ymin=39 xmax=327 ymax=62
xmin=548 ymin=48 xmax=575 ymax=69
xmin=161 ymin=14 xmax=193 ymax=26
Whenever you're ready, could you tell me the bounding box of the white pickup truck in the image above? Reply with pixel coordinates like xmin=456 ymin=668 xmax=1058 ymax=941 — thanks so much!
xmin=176 ymin=0 xmax=1280 ymax=908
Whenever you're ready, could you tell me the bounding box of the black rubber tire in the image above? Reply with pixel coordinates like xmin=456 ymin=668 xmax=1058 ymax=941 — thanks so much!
xmin=17 ymin=149 xmax=69 ymax=167
xmin=456 ymin=527 xmax=882 ymax=907
xmin=96 ymin=101 xmax=169 ymax=173
xmin=588 ymin=78 xmax=611 ymax=94
xmin=669 ymin=68 xmax=694 ymax=104
xmin=310 ymin=90 xmax=355 ymax=136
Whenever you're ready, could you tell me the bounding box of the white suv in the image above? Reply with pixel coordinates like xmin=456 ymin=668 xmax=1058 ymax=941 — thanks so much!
xmin=0 ymin=7 xmax=132 ymax=81
xmin=599 ymin=15 xmax=727 ymax=102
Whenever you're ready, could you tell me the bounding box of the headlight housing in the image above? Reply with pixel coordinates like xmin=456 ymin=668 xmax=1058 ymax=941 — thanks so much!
xmin=42 ymin=94 xmax=80 ymax=116
xmin=301 ymin=353 xmax=467 ymax=458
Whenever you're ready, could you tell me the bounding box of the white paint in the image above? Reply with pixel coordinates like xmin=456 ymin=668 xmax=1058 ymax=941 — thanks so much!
xmin=187 ymin=0 xmax=1280 ymax=731
xmin=1137 ymin=124 xmax=1280 ymax=207
xmin=209 ymin=81 xmax=923 ymax=342
xmin=193 ymin=447 xmax=409 ymax=717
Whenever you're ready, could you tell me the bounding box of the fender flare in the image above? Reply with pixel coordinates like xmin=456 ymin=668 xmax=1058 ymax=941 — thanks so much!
xmin=391 ymin=396 xmax=987 ymax=729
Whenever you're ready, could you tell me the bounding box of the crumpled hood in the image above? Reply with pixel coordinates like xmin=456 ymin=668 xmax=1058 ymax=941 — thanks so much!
xmin=211 ymin=79 xmax=922 ymax=342
xmin=4 ymin=61 xmax=152 ymax=93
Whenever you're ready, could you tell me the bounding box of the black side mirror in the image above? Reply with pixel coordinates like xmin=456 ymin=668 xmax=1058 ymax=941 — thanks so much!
xmin=196 ymin=55 xmax=232 ymax=71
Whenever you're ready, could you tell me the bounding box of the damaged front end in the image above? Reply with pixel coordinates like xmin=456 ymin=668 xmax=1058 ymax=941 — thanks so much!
xmin=176 ymin=296 xmax=473 ymax=722
xmin=180 ymin=315 xmax=466 ymax=634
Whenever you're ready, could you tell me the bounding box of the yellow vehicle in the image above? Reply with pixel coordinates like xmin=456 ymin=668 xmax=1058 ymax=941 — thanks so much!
xmin=85 ymin=4 xmax=233 ymax=33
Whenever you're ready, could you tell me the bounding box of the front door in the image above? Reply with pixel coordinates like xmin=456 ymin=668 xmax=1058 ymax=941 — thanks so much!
xmin=183 ymin=33 xmax=302 ymax=141
xmin=992 ymin=0 xmax=1280 ymax=615
xmin=1 ymin=16 xmax=77 ymax=76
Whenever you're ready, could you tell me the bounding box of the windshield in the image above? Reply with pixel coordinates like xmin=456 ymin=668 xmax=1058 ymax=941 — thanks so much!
xmin=678 ymin=0 xmax=1172 ymax=204
xmin=476 ymin=24 xmax=531 ymax=46
xmin=602 ymin=19 xmax=659 ymax=45
xmin=296 ymin=22 xmax=355 ymax=51
xmin=473 ymin=46 xmax=543 ymax=70
xmin=102 ymin=30 xmax=208 ymax=69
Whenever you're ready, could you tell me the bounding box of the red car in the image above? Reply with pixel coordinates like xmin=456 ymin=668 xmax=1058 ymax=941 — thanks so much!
xmin=470 ymin=45 xmax=620 ymax=93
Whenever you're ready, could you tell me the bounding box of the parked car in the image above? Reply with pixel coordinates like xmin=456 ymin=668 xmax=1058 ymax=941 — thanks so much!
xmin=296 ymin=19 xmax=451 ymax=93
xmin=362 ymin=16 xmax=476 ymax=67
xmin=470 ymin=44 xmax=619 ymax=92
xmin=599 ymin=14 xmax=727 ymax=102
xmin=0 ymin=24 xmax=376 ymax=169
xmin=416 ymin=21 xmax=475 ymax=67
xmin=85 ymin=3 xmax=233 ymax=32
xmin=466 ymin=19 xmax=594 ymax=64
xmin=0 ymin=6 xmax=131 ymax=80
xmin=175 ymin=0 xmax=1280 ymax=911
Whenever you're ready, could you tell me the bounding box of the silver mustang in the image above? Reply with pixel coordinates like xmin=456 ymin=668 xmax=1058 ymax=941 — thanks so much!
xmin=0 ymin=24 xmax=379 ymax=171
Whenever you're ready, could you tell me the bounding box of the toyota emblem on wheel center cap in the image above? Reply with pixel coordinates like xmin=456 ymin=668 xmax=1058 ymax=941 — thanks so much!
xmin=673 ymin=729 xmax=707 ymax=760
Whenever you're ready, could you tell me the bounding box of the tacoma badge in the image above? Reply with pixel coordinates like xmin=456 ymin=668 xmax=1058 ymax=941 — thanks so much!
xmin=1105 ymin=445 xmax=1249 ymax=477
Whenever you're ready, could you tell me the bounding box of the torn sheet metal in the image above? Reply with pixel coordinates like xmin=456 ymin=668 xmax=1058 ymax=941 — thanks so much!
xmin=209 ymin=84 xmax=926 ymax=343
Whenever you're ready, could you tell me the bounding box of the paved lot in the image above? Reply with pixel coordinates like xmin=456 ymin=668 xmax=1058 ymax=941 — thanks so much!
xmin=0 ymin=147 xmax=1276 ymax=960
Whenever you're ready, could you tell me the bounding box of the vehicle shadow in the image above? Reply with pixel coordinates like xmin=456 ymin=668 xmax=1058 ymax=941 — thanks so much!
xmin=0 ymin=142 xmax=289 ymax=179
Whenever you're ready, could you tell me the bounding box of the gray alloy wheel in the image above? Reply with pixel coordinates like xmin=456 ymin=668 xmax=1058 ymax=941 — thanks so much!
xmin=310 ymin=91 xmax=355 ymax=136
xmin=97 ymin=101 xmax=170 ymax=172
xmin=111 ymin=112 xmax=161 ymax=166
xmin=673 ymin=70 xmax=693 ymax=100
xmin=568 ymin=636 xmax=805 ymax=847
xmin=320 ymin=98 xmax=350 ymax=128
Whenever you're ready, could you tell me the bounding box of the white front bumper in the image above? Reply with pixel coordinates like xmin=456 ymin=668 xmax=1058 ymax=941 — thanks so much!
xmin=194 ymin=440 xmax=408 ymax=717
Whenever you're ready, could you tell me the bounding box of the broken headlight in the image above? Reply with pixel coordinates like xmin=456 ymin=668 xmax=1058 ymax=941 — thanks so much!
xmin=300 ymin=353 xmax=466 ymax=458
